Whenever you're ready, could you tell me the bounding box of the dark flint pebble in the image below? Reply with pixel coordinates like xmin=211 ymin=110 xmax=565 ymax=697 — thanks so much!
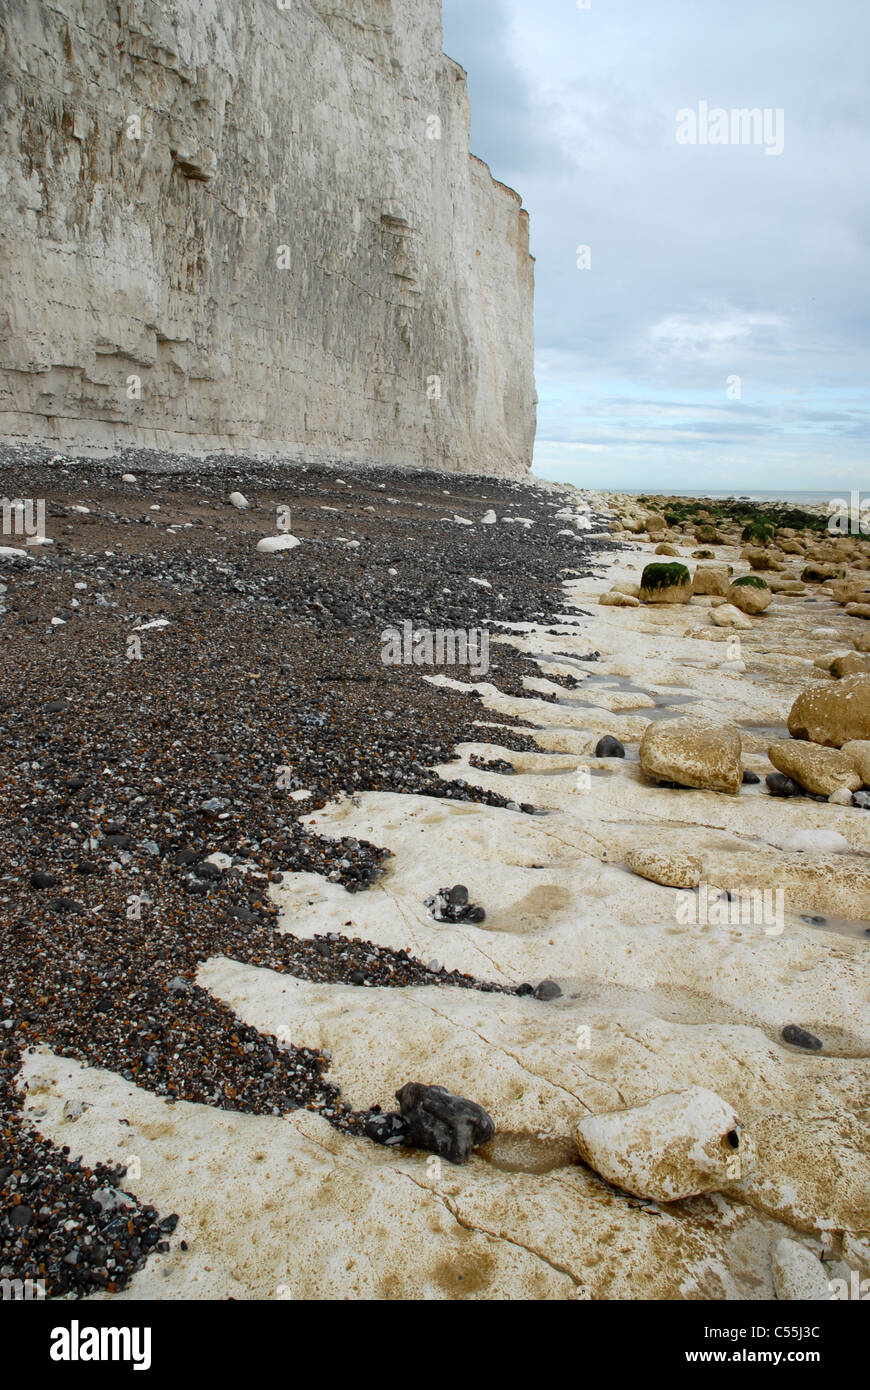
xmin=363 ymin=1111 xmax=410 ymax=1146
xmin=766 ymin=772 xmax=803 ymax=798
xmin=852 ymin=790 xmax=870 ymax=809
xmin=50 ymin=897 xmax=84 ymax=913
xmin=45 ymin=699 xmax=71 ymax=713
xmin=515 ymin=983 xmax=534 ymax=996
xmin=595 ymin=735 xmax=625 ymax=758
xmin=781 ymin=1024 xmax=823 ymax=1051
xmin=395 ymin=1082 xmax=495 ymax=1164
xmin=29 ymin=871 xmax=59 ymax=889
xmin=741 ymin=769 xmax=760 ymax=784
xmin=534 ymin=979 xmax=562 ymax=1001
xmin=9 ymin=1204 xmax=33 ymax=1229
xmin=224 ymin=906 xmax=256 ymax=923
xmin=349 ymin=970 xmax=366 ymax=985
xmin=800 ymin=914 xmax=827 ymax=927
xmin=425 ymin=886 xmax=486 ymax=925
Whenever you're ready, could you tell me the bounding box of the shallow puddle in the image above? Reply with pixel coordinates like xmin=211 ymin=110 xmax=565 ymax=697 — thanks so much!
xmin=796 ymin=913 xmax=870 ymax=943
xmin=736 ymin=718 xmax=791 ymax=740
xmin=478 ymin=1130 xmax=578 ymax=1174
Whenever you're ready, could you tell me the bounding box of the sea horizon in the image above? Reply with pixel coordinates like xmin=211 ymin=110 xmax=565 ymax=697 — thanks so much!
xmin=597 ymin=488 xmax=858 ymax=506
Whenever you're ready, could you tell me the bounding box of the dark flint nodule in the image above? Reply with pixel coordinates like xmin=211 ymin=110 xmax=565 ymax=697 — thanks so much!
xmin=363 ymin=1111 xmax=410 ymax=1147
xmin=781 ymin=1024 xmax=823 ymax=1052
xmin=534 ymin=979 xmax=562 ymax=1002
xmin=595 ymin=735 xmax=625 ymax=759
xmin=425 ymin=885 xmax=486 ymax=925
xmin=395 ymin=1082 xmax=495 ymax=1164
xmin=29 ymin=871 xmax=59 ymax=889
xmin=766 ymin=772 xmax=803 ymax=798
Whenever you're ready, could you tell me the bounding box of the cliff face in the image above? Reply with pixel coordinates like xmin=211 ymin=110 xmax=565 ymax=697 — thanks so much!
xmin=0 ymin=0 xmax=536 ymax=475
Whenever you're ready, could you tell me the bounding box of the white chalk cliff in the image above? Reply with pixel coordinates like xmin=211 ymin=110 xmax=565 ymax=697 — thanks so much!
xmin=0 ymin=0 xmax=536 ymax=473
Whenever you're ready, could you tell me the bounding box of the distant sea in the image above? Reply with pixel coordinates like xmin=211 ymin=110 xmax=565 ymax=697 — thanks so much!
xmin=608 ymin=489 xmax=850 ymax=506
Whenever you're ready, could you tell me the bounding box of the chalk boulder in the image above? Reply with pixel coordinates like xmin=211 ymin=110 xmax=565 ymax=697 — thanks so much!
xmin=640 ymin=720 xmax=743 ymax=795
xmin=574 ymin=1087 xmax=755 ymax=1202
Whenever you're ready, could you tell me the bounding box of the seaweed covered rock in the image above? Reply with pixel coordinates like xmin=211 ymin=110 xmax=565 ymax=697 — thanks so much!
xmin=728 ymin=575 xmax=772 ymax=615
xmin=639 ymin=562 xmax=691 ymax=605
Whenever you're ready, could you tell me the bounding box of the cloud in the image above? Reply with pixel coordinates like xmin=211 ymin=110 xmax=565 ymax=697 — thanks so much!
xmin=442 ymin=0 xmax=870 ymax=491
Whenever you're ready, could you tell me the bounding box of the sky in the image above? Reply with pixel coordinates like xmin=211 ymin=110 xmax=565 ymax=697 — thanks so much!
xmin=441 ymin=0 xmax=870 ymax=492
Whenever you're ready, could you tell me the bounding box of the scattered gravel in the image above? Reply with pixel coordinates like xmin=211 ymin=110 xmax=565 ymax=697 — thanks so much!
xmin=0 ymin=447 xmax=606 ymax=1295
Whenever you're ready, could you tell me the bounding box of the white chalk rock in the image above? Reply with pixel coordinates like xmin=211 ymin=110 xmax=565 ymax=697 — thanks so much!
xmin=481 ymin=510 xmax=497 ymax=524
xmin=256 ymin=535 xmax=301 ymax=553
xmin=229 ymin=491 xmax=249 ymax=510
xmin=828 ymin=787 xmax=854 ymax=806
xmin=121 ymin=473 xmax=137 ymax=484
xmin=771 ymin=1239 xmax=832 ymax=1301
xmin=778 ymin=828 xmax=849 ymax=854
xmin=0 ymin=546 xmax=32 ymax=562
xmin=711 ymin=604 xmax=753 ymax=630
xmin=574 ymin=1087 xmax=754 ymax=1202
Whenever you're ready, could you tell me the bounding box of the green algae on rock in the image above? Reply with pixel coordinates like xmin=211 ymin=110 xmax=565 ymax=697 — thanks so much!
xmin=639 ymin=562 xmax=691 ymax=604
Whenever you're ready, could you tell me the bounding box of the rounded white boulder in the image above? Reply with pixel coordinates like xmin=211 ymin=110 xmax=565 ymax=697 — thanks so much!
xmin=256 ymin=534 xmax=301 ymax=553
xmin=574 ymin=1086 xmax=755 ymax=1202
